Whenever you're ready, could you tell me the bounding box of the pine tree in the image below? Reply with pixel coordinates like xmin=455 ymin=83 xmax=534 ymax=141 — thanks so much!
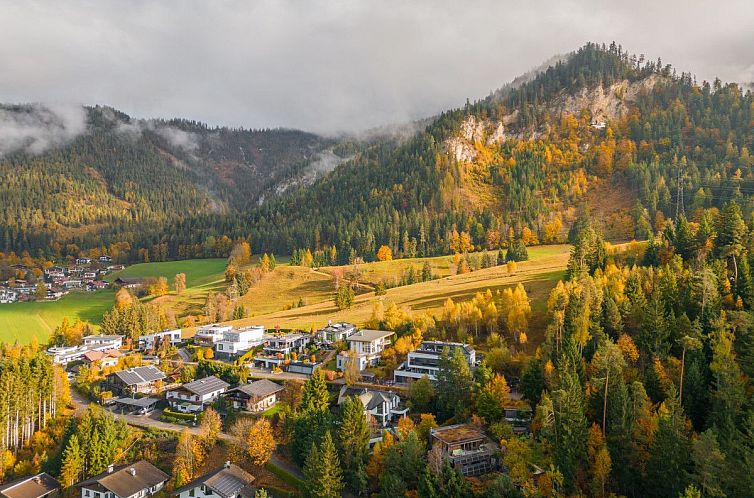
xmin=646 ymin=387 xmax=691 ymax=498
xmin=303 ymin=432 xmax=343 ymax=498
xmin=60 ymin=434 xmax=83 ymax=487
xmin=300 ymin=369 xmax=330 ymax=413
xmin=337 ymin=396 xmax=370 ymax=494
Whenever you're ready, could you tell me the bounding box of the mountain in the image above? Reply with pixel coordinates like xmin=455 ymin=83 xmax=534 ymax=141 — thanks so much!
xmin=2 ymin=42 xmax=752 ymax=263
xmin=0 ymin=105 xmax=344 ymax=255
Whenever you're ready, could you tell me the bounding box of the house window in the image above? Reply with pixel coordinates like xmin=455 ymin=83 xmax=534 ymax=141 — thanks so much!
xmin=189 ymin=489 xmax=195 ymax=497
xmin=85 ymin=491 xmax=90 ymax=497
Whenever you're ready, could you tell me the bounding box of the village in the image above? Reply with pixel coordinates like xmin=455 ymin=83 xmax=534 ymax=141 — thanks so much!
xmin=22 ymin=313 xmax=534 ymax=497
xmin=0 ymin=256 xmax=120 ymax=304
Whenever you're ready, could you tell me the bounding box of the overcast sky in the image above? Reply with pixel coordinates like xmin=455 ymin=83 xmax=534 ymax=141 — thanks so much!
xmin=1 ymin=0 xmax=753 ymax=134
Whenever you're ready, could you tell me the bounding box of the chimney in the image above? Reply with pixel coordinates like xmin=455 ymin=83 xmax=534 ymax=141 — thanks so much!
xmin=128 ymin=468 xmax=136 ymax=476
xmin=107 ymin=464 xmax=114 ymax=474
xmin=224 ymin=461 xmax=231 ymax=469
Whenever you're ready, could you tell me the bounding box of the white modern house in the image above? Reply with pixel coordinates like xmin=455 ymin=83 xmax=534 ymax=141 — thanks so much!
xmin=336 ymin=329 xmax=394 ymax=371
xmin=393 ymin=341 xmax=476 ymax=383
xmin=337 ymin=385 xmax=408 ymax=428
xmin=166 ymin=375 xmax=230 ymax=413
xmin=318 ymin=322 xmax=357 ymax=343
xmin=215 ymin=326 xmax=265 ymax=358
xmin=194 ymin=324 xmax=233 ymax=346
xmin=0 ymin=288 xmax=18 ymax=304
xmin=83 ymin=334 xmax=123 ymax=349
xmin=173 ymin=462 xmax=255 ymax=498
xmin=138 ymin=329 xmax=182 ymax=350
xmin=76 ymin=461 xmax=169 ymax=498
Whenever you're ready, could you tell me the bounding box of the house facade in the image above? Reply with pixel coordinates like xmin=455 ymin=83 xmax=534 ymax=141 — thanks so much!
xmin=393 ymin=341 xmax=476 ymax=383
xmin=0 ymin=288 xmax=18 ymax=304
xmin=166 ymin=376 xmax=229 ymax=413
xmin=173 ymin=462 xmax=255 ymax=498
xmin=138 ymin=329 xmax=182 ymax=351
xmin=77 ymin=461 xmax=169 ymax=498
xmin=194 ymin=324 xmax=233 ymax=346
xmin=83 ymin=335 xmax=123 ymax=349
xmin=336 ymin=329 xmax=394 ymax=371
xmin=318 ymin=322 xmax=356 ymax=343
xmin=215 ymin=326 xmax=265 ymax=358
xmin=224 ymin=379 xmax=284 ymax=412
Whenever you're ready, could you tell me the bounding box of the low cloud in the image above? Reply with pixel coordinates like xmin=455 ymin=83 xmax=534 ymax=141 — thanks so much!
xmin=154 ymin=127 xmax=199 ymax=152
xmin=0 ymin=103 xmax=87 ymax=156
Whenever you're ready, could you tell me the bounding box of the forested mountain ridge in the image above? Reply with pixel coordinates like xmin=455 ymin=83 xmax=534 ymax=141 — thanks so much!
xmin=246 ymin=42 xmax=754 ymax=260
xmin=0 ymin=104 xmax=336 ymax=257
xmin=2 ymin=42 xmax=753 ymax=265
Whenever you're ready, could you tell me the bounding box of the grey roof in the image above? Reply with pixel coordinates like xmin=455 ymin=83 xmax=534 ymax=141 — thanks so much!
xmin=114 ymin=397 xmax=160 ymax=408
xmin=111 ymin=365 xmax=165 ymax=386
xmin=77 ymin=461 xmax=169 ymax=498
xmin=173 ymin=464 xmax=255 ymax=498
xmin=228 ymin=379 xmax=283 ymax=399
xmin=176 ymin=376 xmax=229 ymax=396
xmin=338 ymin=386 xmax=400 ymax=410
xmin=0 ymin=473 xmax=60 ymax=498
xmin=347 ymin=329 xmax=394 ymax=343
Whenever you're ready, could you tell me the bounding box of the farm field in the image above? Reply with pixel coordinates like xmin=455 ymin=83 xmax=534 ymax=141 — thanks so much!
xmin=0 ymin=258 xmax=229 ymax=344
xmin=219 ymin=244 xmax=571 ymax=348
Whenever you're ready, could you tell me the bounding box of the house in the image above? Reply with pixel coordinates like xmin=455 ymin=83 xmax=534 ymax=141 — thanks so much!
xmin=83 ymin=272 xmax=97 ymax=281
xmin=138 ymin=329 xmax=182 ymax=350
xmin=114 ymin=277 xmax=145 ymax=289
xmin=336 ymin=329 xmax=394 ymax=371
xmin=75 ymin=258 xmax=91 ymax=265
xmin=215 ymin=326 xmax=265 ymax=358
xmin=318 ymin=322 xmax=357 ymax=343
xmin=63 ymin=280 xmax=83 ymax=289
xmin=429 ymin=424 xmax=499 ymax=476
xmin=393 ymin=341 xmax=476 ymax=384
xmin=106 ymin=365 xmax=166 ymax=395
xmin=173 ymin=462 xmax=255 ymax=498
xmin=0 ymin=288 xmax=18 ymax=304
xmin=337 ymin=386 xmax=408 ymax=427
xmin=99 ymin=255 xmax=112 ymax=263
xmin=0 ymin=473 xmax=60 ymax=498
xmin=47 ymin=338 xmax=123 ymax=365
xmin=194 ymin=324 xmax=233 ymax=346
xmin=224 ymin=379 xmax=284 ymax=412
xmin=76 ymin=461 xmax=169 ymax=498
xmin=83 ymin=349 xmax=122 ymax=368
xmin=83 ymin=334 xmax=123 ymax=349
xmin=166 ymin=376 xmax=229 ymax=413
xmin=87 ymin=280 xmax=109 ymax=291
xmin=252 ymin=332 xmax=309 ymax=369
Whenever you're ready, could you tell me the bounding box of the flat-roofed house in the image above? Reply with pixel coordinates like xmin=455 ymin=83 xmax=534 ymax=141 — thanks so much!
xmin=318 ymin=322 xmax=357 ymax=343
xmin=429 ymin=424 xmax=499 ymax=476
xmin=215 ymin=326 xmax=265 ymax=359
xmin=336 ymin=329 xmax=394 ymax=371
xmin=138 ymin=329 xmax=182 ymax=351
xmin=195 ymin=324 xmax=233 ymax=346
xmin=106 ymin=365 xmax=166 ymax=395
xmin=394 ymin=341 xmax=476 ymax=384
xmin=76 ymin=461 xmax=169 ymax=498
xmin=173 ymin=462 xmax=255 ymax=498
xmin=0 ymin=473 xmax=60 ymax=498
xmin=83 ymin=335 xmax=123 ymax=349
xmin=224 ymin=379 xmax=284 ymax=412
xmin=166 ymin=376 xmax=230 ymax=413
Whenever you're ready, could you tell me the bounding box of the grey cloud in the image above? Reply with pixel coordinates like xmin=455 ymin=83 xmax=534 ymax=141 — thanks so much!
xmin=0 ymin=0 xmax=752 ymax=134
xmin=0 ymin=103 xmax=87 ymax=156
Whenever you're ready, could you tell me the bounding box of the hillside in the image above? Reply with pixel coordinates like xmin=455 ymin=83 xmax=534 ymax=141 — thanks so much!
xmin=0 ymin=105 xmax=339 ymax=258
xmin=2 ymin=43 xmax=753 ymax=265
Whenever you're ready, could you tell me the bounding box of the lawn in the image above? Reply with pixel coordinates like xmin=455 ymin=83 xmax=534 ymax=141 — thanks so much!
xmin=238 ymin=266 xmax=336 ymax=316
xmin=0 ymin=258 xmax=228 ymax=345
xmin=0 ymin=290 xmax=115 ymax=344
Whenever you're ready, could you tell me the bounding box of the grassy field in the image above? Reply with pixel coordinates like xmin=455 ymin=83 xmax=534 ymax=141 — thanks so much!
xmin=220 ymin=245 xmax=571 ymax=346
xmin=0 ymin=258 xmax=228 ymax=344
xmin=0 ymin=290 xmax=115 ymax=344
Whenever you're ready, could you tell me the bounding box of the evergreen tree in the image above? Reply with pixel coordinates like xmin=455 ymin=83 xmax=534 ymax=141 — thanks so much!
xmin=337 ymin=396 xmax=371 ymax=495
xmin=303 ymin=432 xmax=344 ymax=498
xmin=646 ymin=387 xmax=691 ymax=498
